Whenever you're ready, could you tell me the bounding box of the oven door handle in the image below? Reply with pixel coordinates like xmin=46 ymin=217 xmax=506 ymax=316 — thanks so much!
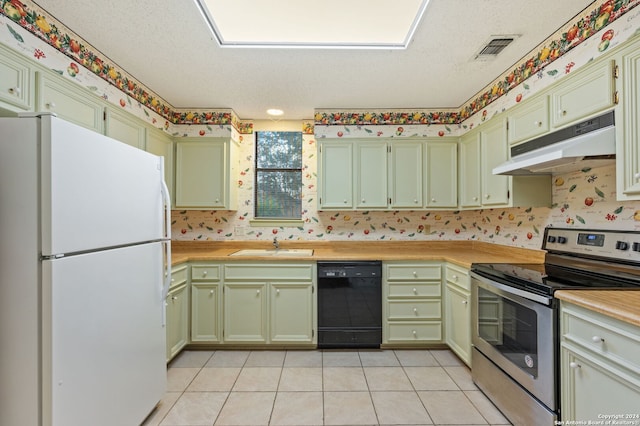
xmin=470 ymin=271 xmax=552 ymax=306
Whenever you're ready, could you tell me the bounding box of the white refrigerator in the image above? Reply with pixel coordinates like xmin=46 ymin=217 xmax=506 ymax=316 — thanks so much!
xmin=0 ymin=114 xmax=171 ymax=426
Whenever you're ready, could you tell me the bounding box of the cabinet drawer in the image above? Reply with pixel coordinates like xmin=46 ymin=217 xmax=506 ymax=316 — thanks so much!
xmin=388 ymin=282 xmax=441 ymax=298
xmin=170 ymin=265 xmax=188 ymax=288
xmin=386 ymin=264 xmax=441 ymax=281
xmin=225 ymin=263 xmax=314 ymax=281
xmin=387 ymin=300 xmax=441 ymax=320
xmin=562 ymin=304 xmax=640 ymax=373
xmin=191 ymin=264 xmax=221 ymax=281
xmin=387 ymin=322 xmax=442 ymax=342
xmin=445 ymin=264 xmax=470 ymax=291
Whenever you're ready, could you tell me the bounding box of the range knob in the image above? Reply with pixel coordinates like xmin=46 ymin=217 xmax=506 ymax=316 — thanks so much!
xmin=547 ymin=236 xmax=557 ymax=243
xmin=557 ymin=236 xmax=568 ymax=244
xmin=633 ymin=242 xmax=640 ymax=252
xmin=615 ymin=241 xmax=629 ymax=251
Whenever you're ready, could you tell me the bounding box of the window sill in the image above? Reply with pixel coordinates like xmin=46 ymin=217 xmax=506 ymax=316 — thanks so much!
xmin=249 ymin=219 xmax=304 ymax=228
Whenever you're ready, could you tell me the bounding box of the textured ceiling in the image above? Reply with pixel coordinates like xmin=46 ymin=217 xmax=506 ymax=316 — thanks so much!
xmin=33 ymin=0 xmax=594 ymax=120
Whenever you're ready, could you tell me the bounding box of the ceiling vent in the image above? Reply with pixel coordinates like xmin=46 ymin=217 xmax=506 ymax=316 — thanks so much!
xmin=474 ymin=36 xmax=518 ymax=61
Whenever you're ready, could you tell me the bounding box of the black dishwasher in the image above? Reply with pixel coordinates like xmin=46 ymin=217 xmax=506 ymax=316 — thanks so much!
xmin=317 ymin=261 xmax=382 ymax=348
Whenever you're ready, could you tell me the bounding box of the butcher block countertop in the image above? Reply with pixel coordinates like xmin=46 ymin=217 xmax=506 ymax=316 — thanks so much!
xmin=555 ymin=290 xmax=640 ymax=328
xmin=171 ymin=240 xmax=544 ymax=268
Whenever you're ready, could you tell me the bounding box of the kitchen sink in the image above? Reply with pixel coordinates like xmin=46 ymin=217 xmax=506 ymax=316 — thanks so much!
xmin=229 ymin=248 xmax=314 ymax=257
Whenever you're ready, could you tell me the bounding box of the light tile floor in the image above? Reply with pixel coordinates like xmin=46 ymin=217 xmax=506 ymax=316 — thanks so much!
xmin=142 ymin=349 xmax=511 ymax=426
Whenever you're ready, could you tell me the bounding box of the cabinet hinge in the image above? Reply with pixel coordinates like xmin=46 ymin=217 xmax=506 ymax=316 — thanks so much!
xmin=506 ymin=121 xmax=509 ymax=131
xmin=388 ymin=197 xmax=392 ymax=204
xmin=312 ymin=329 xmax=315 ymax=338
xmin=507 ymin=190 xmax=511 ymax=200
xmin=613 ymin=63 xmax=619 ymax=79
xmin=614 ymin=91 xmax=619 ymax=105
xmin=103 ymin=110 xmax=107 ymax=121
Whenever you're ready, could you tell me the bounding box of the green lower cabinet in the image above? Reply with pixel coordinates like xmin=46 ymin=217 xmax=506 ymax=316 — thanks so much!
xmin=560 ymin=301 xmax=640 ymax=422
xmin=166 ymin=264 xmax=189 ymax=362
xmin=224 ymin=282 xmax=268 ymax=343
xmin=444 ymin=264 xmax=471 ymax=366
xmin=190 ymin=264 xmax=222 ymax=343
xmin=270 ymin=282 xmax=315 ymax=343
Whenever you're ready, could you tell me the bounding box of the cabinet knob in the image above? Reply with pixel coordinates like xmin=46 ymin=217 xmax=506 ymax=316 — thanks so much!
xmin=209 ymin=290 xmax=214 ymax=295
xmin=46 ymin=101 xmax=56 ymax=109
xmin=635 ymin=172 xmax=640 ymax=180
xmin=413 ymin=307 xmax=418 ymax=314
xmin=534 ymin=120 xmax=542 ymax=127
xmin=472 ymin=196 xmax=478 ymax=201
xmin=8 ymin=87 xmax=21 ymax=95
xmin=569 ymin=361 xmax=581 ymax=369
xmin=361 ymin=198 xmax=366 ymax=203
xmin=452 ymin=274 xmax=458 ymax=281
xmin=412 ymin=287 xmax=417 ymax=294
xmin=215 ymin=198 xmax=220 ymax=203
xmin=485 ymin=194 xmax=490 ymax=199
xmin=591 ymin=335 xmax=605 ymax=343
xmin=412 ymin=271 xmax=417 ymax=277
xmin=431 ymin=198 xmax=436 ymax=202
xmin=171 ymin=295 xmax=178 ymax=301
xmin=276 ymin=288 xmax=280 ymax=294
xmin=256 ymin=289 xmax=261 ymax=295
xmin=412 ymin=330 xmax=417 ymax=336
xmin=171 ymin=278 xmax=175 ymax=283
xmin=414 ymin=199 xmax=418 ymax=203
xmin=343 ymin=199 xmax=348 ymax=203
xmin=202 ymin=270 xmax=207 ymax=276
xmin=462 ymin=300 xmax=468 ymax=305
xmin=561 ymin=110 xmax=567 ymax=116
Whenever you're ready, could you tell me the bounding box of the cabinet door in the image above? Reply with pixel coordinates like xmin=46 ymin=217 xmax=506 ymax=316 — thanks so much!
xmin=0 ymin=45 xmax=33 ymax=112
xmin=270 ymin=282 xmax=314 ymax=343
xmin=445 ymin=283 xmax=471 ymax=366
xmin=224 ymin=283 xmax=267 ymax=343
xmin=508 ymin=95 xmax=549 ymax=145
xmin=37 ymin=71 xmax=104 ymax=132
xmin=146 ymin=127 xmax=174 ymax=205
xmin=425 ymin=141 xmax=457 ymax=208
xmin=551 ymin=59 xmax=615 ymax=128
xmin=166 ymin=284 xmax=188 ymax=361
xmin=480 ymin=118 xmax=510 ymax=206
xmin=104 ymin=107 xmax=145 ymax=149
xmin=389 ymin=142 xmax=422 ymax=208
xmin=175 ymin=140 xmax=226 ymax=208
xmin=355 ymin=141 xmax=388 ymax=208
xmin=319 ymin=142 xmax=353 ymax=209
xmin=561 ymin=346 xmax=640 ymax=422
xmin=458 ymin=130 xmax=482 ymax=208
xmin=191 ymin=283 xmax=221 ymax=343
xmin=616 ymin=38 xmax=640 ymax=199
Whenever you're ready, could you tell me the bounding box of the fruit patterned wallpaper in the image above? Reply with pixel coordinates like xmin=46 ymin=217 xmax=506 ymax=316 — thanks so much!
xmin=2 ymin=0 xmax=640 ymax=250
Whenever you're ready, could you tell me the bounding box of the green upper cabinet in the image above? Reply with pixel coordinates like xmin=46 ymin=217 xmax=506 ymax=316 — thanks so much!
xmin=145 ymin=126 xmax=175 ymax=205
xmin=36 ymin=70 xmax=104 ymax=133
xmin=479 ymin=117 xmax=510 ymax=206
xmin=104 ymin=106 xmax=146 ymax=149
xmin=615 ymin=35 xmax=640 ymax=200
xmin=550 ymin=58 xmax=616 ymax=128
xmin=0 ymin=44 xmax=34 ymax=114
xmin=318 ymin=141 xmax=353 ymax=209
xmin=175 ymin=138 xmax=238 ymax=210
xmin=425 ymin=140 xmax=457 ymax=209
xmin=507 ymin=94 xmax=550 ymax=146
xmin=458 ymin=129 xmax=482 ymax=209
xmin=389 ymin=142 xmax=423 ymax=208
xmin=355 ymin=140 xmax=388 ymax=209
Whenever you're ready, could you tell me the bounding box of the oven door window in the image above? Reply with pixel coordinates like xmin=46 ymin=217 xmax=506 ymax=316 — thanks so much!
xmin=477 ymin=286 xmax=538 ymax=377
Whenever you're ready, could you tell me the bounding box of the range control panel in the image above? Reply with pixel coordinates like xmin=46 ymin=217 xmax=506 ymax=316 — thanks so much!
xmin=543 ymin=227 xmax=640 ymax=262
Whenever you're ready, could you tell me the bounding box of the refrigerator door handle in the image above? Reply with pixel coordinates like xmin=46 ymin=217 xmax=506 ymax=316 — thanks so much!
xmin=159 ymin=157 xmax=172 ymax=326
xmin=161 ymin=240 xmax=171 ymax=326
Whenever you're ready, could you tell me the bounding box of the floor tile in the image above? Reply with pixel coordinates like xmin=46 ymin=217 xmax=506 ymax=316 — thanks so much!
xmin=464 ymin=390 xmax=511 ymax=425
xmin=270 ymin=391 xmax=324 ymax=425
xmin=445 ymin=366 xmax=477 ymax=391
xmin=359 ymin=350 xmax=401 ymax=366
xmin=394 ymin=350 xmax=439 ymax=367
xmin=168 ymin=350 xmax=214 ymax=368
xmin=322 ymin=350 xmax=362 ymax=367
xmin=278 ymin=367 xmax=323 ymax=391
xmin=166 ymin=367 xmax=200 ymax=392
xmin=284 ymin=350 xmax=322 ymax=367
xmin=206 ymin=350 xmax=250 ymax=367
xmin=323 ymin=391 xmax=378 ymax=425
xmin=323 ymin=366 xmax=368 ymax=391
xmin=364 ymin=366 xmax=413 ymax=391
xmin=232 ymin=366 xmax=282 ymax=391
xmin=430 ymin=349 xmax=464 ymax=366
xmin=214 ymin=391 xmax=276 ymax=425
xmin=371 ymin=391 xmax=433 ymax=425
xmin=404 ymin=367 xmax=459 ymax=391
xmin=160 ymin=392 xmax=228 ymax=426
xmin=418 ymin=390 xmax=488 ymax=425
xmin=141 ymin=391 xmax=181 ymax=426
xmin=186 ymin=367 xmax=241 ymax=392
xmin=246 ymin=350 xmax=287 ymax=367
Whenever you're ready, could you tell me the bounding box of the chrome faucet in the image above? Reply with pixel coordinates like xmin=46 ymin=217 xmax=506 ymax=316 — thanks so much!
xmin=273 ymin=237 xmax=280 ymax=250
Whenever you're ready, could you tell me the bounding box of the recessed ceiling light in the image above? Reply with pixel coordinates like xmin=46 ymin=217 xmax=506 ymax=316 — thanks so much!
xmin=193 ymin=0 xmax=430 ymax=49
xmin=267 ymin=109 xmax=284 ymax=116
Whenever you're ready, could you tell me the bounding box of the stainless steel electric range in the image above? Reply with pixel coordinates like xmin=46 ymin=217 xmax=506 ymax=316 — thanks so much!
xmin=470 ymin=227 xmax=640 ymax=425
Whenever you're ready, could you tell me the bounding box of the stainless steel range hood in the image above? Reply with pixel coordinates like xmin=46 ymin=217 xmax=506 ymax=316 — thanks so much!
xmin=493 ymin=111 xmax=615 ymax=175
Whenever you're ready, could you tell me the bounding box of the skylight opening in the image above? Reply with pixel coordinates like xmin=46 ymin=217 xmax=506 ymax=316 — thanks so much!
xmin=193 ymin=0 xmax=431 ymax=49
